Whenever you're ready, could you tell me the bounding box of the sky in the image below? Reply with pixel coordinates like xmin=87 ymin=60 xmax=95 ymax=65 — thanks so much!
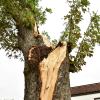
xmin=0 ymin=0 xmax=100 ymax=100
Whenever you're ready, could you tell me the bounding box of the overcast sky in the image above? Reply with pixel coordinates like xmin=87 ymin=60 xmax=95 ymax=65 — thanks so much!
xmin=0 ymin=0 xmax=100 ymax=100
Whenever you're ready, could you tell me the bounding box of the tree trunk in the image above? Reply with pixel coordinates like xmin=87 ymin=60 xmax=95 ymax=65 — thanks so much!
xmin=23 ymin=45 xmax=71 ymax=100
xmin=17 ymin=25 xmax=71 ymax=100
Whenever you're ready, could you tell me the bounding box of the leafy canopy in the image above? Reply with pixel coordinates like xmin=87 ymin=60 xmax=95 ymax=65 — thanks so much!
xmin=0 ymin=0 xmax=51 ymax=58
xmin=61 ymin=0 xmax=100 ymax=72
xmin=0 ymin=0 xmax=100 ymax=72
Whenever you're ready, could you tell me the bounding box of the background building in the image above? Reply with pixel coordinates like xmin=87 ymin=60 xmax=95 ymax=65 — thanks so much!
xmin=71 ymin=83 xmax=100 ymax=100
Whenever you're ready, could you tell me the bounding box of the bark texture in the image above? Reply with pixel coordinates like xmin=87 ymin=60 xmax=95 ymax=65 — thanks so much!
xmin=25 ymin=44 xmax=71 ymax=100
xmin=17 ymin=24 xmax=44 ymax=100
xmin=53 ymin=58 xmax=71 ymax=100
xmin=17 ymin=24 xmax=71 ymax=100
xmin=24 ymin=60 xmax=41 ymax=100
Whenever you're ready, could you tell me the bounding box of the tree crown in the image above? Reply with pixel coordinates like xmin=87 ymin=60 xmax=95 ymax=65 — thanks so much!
xmin=0 ymin=0 xmax=100 ymax=72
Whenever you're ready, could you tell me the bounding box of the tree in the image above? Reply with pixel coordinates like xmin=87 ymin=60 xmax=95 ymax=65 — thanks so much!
xmin=0 ymin=0 xmax=100 ymax=100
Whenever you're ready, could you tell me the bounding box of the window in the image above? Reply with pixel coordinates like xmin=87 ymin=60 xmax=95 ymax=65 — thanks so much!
xmin=94 ymin=98 xmax=100 ymax=100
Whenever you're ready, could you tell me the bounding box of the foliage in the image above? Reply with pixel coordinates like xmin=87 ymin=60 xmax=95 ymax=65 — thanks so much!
xmin=0 ymin=0 xmax=100 ymax=72
xmin=42 ymin=31 xmax=50 ymax=40
xmin=60 ymin=0 xmax=100 ymax=72
xmin=0 ymin=0 xmax=51 ymax=58
xmin=52 ymin=39 xmax=58 ymax=48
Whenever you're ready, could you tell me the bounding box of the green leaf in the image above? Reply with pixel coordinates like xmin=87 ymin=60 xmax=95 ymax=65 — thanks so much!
xmin=45 ymin=8 xmax=52 ymax=13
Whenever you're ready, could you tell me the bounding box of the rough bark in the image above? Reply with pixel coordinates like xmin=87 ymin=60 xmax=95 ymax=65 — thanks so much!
xmin=17 ymin=24 xmax=71 ymax=100
xmin=24 ymin=44 xmax=71 ymax=100
xmin=24 ymin=58 xmax=41 ymax=100
xmin=53 ymin=58 xmax=71 ymax=100
xmin=17 ymin=24 xmax=43 ymax=100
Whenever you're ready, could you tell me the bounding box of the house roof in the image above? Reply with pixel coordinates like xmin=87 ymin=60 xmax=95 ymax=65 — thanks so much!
xmin=71 ymin=83 xmax=100 ymax=96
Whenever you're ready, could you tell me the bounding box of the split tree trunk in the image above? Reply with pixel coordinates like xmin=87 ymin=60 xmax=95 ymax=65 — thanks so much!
xmin=39 ymin=44 xmax=71 ymax=100
xmin=17 ymin=25 xmax=71 ymax=100
xmin=23 ymin=44 xmax=71 ymax=100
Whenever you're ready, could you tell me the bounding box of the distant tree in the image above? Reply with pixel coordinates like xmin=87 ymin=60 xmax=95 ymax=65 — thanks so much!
xmin=0 ymin=0 xmax=100 ymax=100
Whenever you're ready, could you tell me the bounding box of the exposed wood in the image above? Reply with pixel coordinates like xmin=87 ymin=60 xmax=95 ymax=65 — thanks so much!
xmin=16 ymin=18 xmax=71 ymax=100
xmin=39 ymin=44 xmax=66 ymax=100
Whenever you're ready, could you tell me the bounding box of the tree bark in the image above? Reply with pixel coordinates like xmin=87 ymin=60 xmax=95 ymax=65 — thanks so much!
xmin=17 ymin=25 xmax=71 ymax=100
xmin=53 ymin=59 xmax=71 ymax=100
xmin=24 ymin=59 xmax=41 ymax=100
xmin=23 ymin=45 xmax=71 ymax=100
xmin=17 ymin=25 xmax=43 ymax=100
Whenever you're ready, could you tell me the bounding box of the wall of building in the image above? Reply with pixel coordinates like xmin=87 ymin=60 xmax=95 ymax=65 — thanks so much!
xmin=71 ymin=93 xmax=100 ymax=100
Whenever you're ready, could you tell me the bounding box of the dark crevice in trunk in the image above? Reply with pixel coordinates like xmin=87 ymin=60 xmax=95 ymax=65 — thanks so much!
xmin=23 ymin=45 xmax=53 ymax=100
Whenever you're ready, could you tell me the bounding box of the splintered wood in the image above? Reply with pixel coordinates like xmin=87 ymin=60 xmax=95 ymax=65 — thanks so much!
xmin=39 ymin=45 xmax=66 ymax=100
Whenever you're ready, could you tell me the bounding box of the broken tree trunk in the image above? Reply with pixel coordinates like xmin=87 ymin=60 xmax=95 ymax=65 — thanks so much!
xmin=17 ymin=22 xmax=71 ymax=100
xmin=39 ymin=44 xmax=70 ymax=100
xmin=23 ymin=41 xmax=71 ymax=100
